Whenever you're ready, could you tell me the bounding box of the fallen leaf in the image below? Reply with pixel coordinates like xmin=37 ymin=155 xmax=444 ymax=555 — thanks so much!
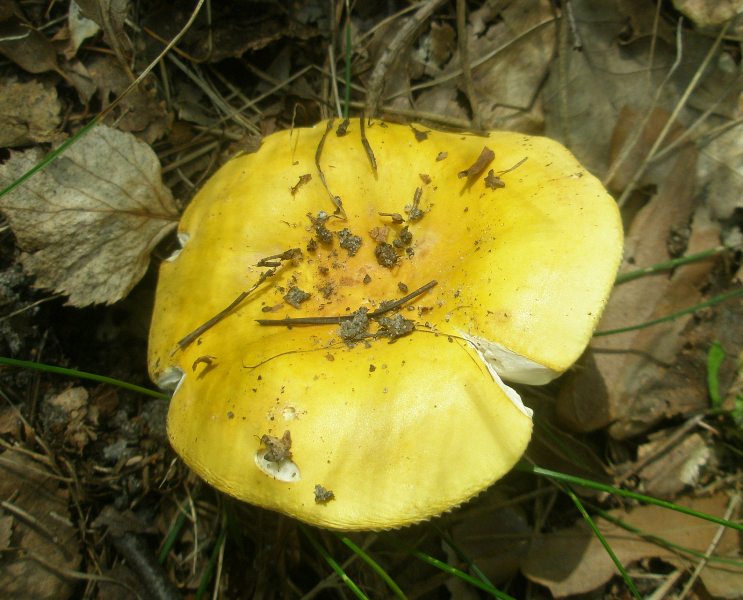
xmin=0 ymin=516 xmax=11 ymax=550
xmin=0 ymin=12 xmax=62 ymax=75
xmin=542 ymin=1 xmax=690 ymax=177
xmin=42 ymin=387 xmax=98 ymax=453
xmin=697 ymin=122 xmax=743 ymax=223
xmin=75 ymin=0 xmax=132 ymax=61
xmin=637 ymin=432 xmax=714 ymax=498
xmin=445 ymin=490 xmax=533 ymax=599
xmin=0 ymin=79 xmax=62 ymax=147
xmin=66 ymin=0 xmax=101 ymax=58
xmin=0 ymin=125 xmax=179 ymax=306
xmin=0 ymin=450 xmax=81 ymax=600
xmin=557 ymin=122 xmax=723 ymax=437
xmin=672 ymin=0 xmax=743 ymax=28
xmin=522 ymin=493 xmax=742 ymax=597
xmin=87 ymin=54 xmax=171 ymax=142
xmin=467 ymin=0 xmax=555 ymax=131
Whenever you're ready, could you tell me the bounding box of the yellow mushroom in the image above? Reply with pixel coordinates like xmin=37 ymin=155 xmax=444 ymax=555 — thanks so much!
xmin=148 ymin=119 xmax=623 ymax=530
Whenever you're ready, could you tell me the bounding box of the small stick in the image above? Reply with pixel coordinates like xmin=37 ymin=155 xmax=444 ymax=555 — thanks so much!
xmin=359 ymin=114 xmax=377 ymax=172
xmin=256 ymin=248 xmax=302 ymax=267
xmin=257 ymin=280 xmax=437 ymax=326
xmin=315 ymin=118 xmax=346 ymax=218
xmin=498 ymin=156 xmax=527 ymax=175
xmin=378 ymin=212 xmax=404 ymax=223
xmin=177 ymin=269 xmax=276 ymax=349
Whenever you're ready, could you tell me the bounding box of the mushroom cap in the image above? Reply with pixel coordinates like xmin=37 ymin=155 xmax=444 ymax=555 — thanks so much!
xmin=148 ymin=120 xmax=622 ymax=530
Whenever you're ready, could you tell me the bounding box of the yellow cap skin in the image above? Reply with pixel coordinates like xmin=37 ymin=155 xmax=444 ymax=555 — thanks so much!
xmin=148 ymin=120 xmax=622 ymax=530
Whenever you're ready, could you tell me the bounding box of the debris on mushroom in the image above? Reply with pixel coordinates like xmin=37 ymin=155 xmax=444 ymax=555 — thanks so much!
xmin=376 ymin=314 xmax=415 ymax=340
xmin=260 ymin=430 xmax=293 ymax=463
xmin=314 ymin=484 xmax=335 ymax=504
xmin=308 ymin=211 xmax=333 ymax=244
xmin=369 ymin=226 xmax=389 ymax=243
xmin=378 ymin=212 xmax=404 ymax=224
xmin=337 ymin=228 xmax=362 ymax=256
xmin=374 ymin=242 xmax=398 ymax=268
xmin=458 ymin=146 xmax=495 ymax=180
xmin=392 ymin=226 xmax=413 ymax=248
xmin=404 ymin=187 xmax=424 ymax=222
xmin=148 ymin=119 xmax=623 ymax=530
xmin=484 ymin=169 xmax=505 ymax=190
xmin=338 ymin=308 xmax=370 ymax=345
xmin=291 ymin=174 xmax=312 ymax=195
xmin=283 ymin=286 xmax=311 ymax=308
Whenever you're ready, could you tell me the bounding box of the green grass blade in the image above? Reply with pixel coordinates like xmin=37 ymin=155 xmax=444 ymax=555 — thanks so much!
xmin=707 ymin=341 xmax=726 ymax=407
xmin=195 ymin=521 xmax=226 ymax=600
xmin=300 ymin=526 xmax=369 ymax=600
xmin=595 ymin=287 xmax=743 ymax=337
xmin=434 ymin=524 xmax=496 ymax=590
xmin=0 ymin=118 xmax=100 ymax=200
xmin=0 ymin=0 xmax=205 ymax=201
xmin=412 ymin=550 xmax=515 ymax=599
xmin=0 ymin=356 xmax=168 ymax=399
xmin=592 ymin=503 xmax=743 ymax=567
xmin=564 ymin=486 xmax=641 ymax=599
xmin=159 ymin=486 xmax=203 ymax=564
xmin=523 ymin=464 xmax=743 ymax=532
xmin=339 ymin=535 xmax=407 ymax=599
xmin=615 ymin=245 xmax=732 ymax=284
xmin=159 ymin=507 xmax=188 ymax=564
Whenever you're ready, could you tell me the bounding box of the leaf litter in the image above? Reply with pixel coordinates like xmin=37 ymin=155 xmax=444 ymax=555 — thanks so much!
xmin=0 ymin=0 xmax=742 ymax=598
xmin=0 ymin=125 xmax=178 ymax=306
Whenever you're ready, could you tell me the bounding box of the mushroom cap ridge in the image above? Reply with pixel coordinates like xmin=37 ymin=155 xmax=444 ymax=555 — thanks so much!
xmin=148 ymin=120 xmax=622 ymax=530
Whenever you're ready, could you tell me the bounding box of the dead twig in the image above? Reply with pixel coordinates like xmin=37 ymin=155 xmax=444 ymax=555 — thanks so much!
xmin=315 ymin=119 xmax=346 ymax=218
xmin=359 ymin=115 xmax=377 ymax=173
xmin=257 ymin=280 xmax=437 ymax=326
xmin=676 ymin=493 xmax=741 ymax=600
xmin=176 ymin=269 xmax=277 ymax=350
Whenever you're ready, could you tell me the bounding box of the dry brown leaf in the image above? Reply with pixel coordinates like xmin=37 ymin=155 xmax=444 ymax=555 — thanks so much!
xmin=445 ymin=491 xmax=532 ymax=599
xmin=0 ymin=79 xmax=62 ymax=147
xmin=673 ymin=0 xmax=743 ymax=28
xmin=637 ymin=432 xmax=714 ymax=498
xmin=87 ymin=54 xmax=171 ymax=143
xmin=557 ymin=111 xmax=724 ymax=436
xmin=75 ymin=0 xmax=132 ymax=61
xmin=0 ymin=450 xmax=81 ymax=600
xmin=698 ymin=122 xmax=743 ymax=223
xmin=467 ymin=0 xmax=554 ymax=131
xmin=0 ymin=125 xmax=179 ymax=306
xmin=415 ymin=0 xmax=554 ymax=132
xmin=0 ymin=12 xmax=62 ymax=75
xmin=0 ymin=516 xmax=12 ymax=550
xmin=522 ymin=494 xmax=742 ymax=597
xmin=65 ymin=0 xmax=101 ymax=58
xmin=542 ymin=1 xmax=690 ymax=177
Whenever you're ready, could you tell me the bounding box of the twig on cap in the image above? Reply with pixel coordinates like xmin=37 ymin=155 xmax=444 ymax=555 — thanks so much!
xmin=256 ymin=280 xmax=437 ymax=326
